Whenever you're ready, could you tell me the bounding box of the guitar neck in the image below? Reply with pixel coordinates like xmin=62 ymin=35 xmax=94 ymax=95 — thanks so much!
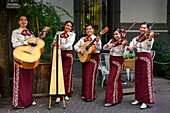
xmin=86 ymin=33 xmax=101 ymax=50
xmin=86 ymin=37 xmax=97 ymax=50
xmin=38 ymin=31 xmax=45 ymax=39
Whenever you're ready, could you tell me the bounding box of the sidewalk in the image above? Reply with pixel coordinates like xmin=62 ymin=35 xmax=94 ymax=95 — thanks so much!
xmin=0 ymin=75 xmax=170 ymax=113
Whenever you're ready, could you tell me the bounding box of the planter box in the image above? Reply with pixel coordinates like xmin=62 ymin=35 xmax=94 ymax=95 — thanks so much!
xmin=33 ymin=63 xmax=52 ymax=97
xmin=123 ymin=59 xmax=135 ymax=69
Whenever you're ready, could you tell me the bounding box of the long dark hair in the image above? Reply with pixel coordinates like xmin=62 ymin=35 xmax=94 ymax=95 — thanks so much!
xmin=61 ymin=20 xmax=73 ymax=31
xmin=17 ymin=14 xmax=28 ymax=21
xmin=85 ymin=25 xmax=94 ymax=30
xmin=140 ymin=22 xmax=150 ymax=28
xmin=113 ymin=27 xmax=122 ymax=35
xmin=112 ymin=27 xmax=123 ymax=40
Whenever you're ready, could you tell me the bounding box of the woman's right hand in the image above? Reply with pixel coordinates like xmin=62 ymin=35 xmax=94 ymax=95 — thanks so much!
xmin=79 ymin=50 xmax=84 ymax=55
xmin=27 ymin=40 xmax=36 ymax=44
xmin=106 ymin=44 xmax=110 ymax=47
xmin=106 ymin=44 xmax=113 ymax=48
xmin=127 ymin=46 xmax=134 ymax=51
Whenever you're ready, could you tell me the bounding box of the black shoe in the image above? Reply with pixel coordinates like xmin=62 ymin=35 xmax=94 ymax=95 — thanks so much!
xmin=16 ymin=107 xmax=25 ymax=109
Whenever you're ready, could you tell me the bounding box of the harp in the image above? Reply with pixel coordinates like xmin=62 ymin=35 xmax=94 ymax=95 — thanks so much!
xmin=49 ymin=34 xmax=65 ymax=109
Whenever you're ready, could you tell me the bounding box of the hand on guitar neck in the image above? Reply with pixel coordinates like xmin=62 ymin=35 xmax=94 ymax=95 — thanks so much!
xmin=79 ymin=35 xmax=100 ymax=55
xmin=26 ymin=31 xmax=46 ymax=46
xmin=96 ymin=35 xmax=100 ymax=42
xmin=39 ymin=32 xmax=46 ymax=39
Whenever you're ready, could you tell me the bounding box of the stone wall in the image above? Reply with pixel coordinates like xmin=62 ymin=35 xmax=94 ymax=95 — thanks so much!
xmin=0 ymin=2 xmax=10 ymax=97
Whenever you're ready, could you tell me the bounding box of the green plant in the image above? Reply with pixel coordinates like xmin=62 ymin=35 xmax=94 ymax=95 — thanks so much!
xmin=123 ymin=52 xmax=135 ymax=59
xmin=153 ymin=36 xmax=170 ymax=71
xmin=14 ymin=0 xmax=73 ymax=62
xmin=158 ymin=51 xmax=170 ymax=71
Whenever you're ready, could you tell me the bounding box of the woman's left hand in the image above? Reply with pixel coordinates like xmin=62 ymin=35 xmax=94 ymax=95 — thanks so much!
xmin=59 ymin=44 xmax=64 ymax=50
xmin=149 ymin=32 xmax=154 ymax=41
xmin=122 ymin=41 xmax=126 ymax=45
xmin=96 ymin=36 xmax=100 ymax=42
xmin=40 ymin=32 xmax=46 ymax=39
xmin=122 ymin=41 xmax=127 ymax=49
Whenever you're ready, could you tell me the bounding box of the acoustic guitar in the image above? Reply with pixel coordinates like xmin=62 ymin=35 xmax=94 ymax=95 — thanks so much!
xmin=78 ymin=27 xmax=109 ymax=63
xmin=13 ymin=26 xmax=50 ymax=69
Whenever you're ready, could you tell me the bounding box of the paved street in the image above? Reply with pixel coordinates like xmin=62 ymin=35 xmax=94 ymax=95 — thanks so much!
xmin=0 ymin=74 xmax=170 ymax=113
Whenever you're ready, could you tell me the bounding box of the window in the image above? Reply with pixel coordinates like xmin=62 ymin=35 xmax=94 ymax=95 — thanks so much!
xmin=81 ymin=0 xmax=108 ymax=38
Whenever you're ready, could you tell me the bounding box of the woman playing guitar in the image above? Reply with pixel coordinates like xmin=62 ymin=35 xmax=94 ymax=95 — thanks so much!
xmin=52 ymin=21 xmax=76 ymax=103
xmin=11 ymin=15 xmax=45 ymax=108
xmin=103 ymin=28 xmax=127 ymax=107
xmin=128 ymin=22 xmax=155 ymax=109
xmin=74 ymin=25 xmax=101 ymax=102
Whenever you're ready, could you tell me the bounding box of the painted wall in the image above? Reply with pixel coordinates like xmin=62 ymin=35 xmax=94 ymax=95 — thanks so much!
xmin=120 ymin=0 xmax=167 ymax=23
xmin=43 ymin=0 xmax=74 ymax=22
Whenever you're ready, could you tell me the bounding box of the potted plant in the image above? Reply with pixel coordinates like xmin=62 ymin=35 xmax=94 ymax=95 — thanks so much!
xmin=123 ymin=51 xmax=135 ymax=59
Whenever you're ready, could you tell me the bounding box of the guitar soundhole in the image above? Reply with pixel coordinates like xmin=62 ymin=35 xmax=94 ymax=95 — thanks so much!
xmin=85 ymin=47 xmax=89 ymax=51
xmin=31 ymin=43 xmax=37 ymax=47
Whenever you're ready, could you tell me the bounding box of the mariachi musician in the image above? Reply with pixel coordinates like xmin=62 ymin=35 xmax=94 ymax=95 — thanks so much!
xmin=52 ymin=21 xmax=76 ymax=103
xmin=11 ymin=15 xmax=45 ymax=108
xmin=128 ymin=22 xmax=155 ymax=109
xmin=74 ymin=25 xmax=101 ymax=102
xmin=103 ymin=28 xmax=127 ymax=107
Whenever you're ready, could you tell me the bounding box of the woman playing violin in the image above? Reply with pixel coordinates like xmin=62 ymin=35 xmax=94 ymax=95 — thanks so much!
xmin=103 ymin=28 xmax=127 ymax=107
xmin=128 ymin=22 xmax=155 ymax=109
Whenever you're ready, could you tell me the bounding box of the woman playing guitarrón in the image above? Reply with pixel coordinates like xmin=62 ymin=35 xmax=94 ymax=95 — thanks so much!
xmin=11 ymin=15 xmax=45 ymax=108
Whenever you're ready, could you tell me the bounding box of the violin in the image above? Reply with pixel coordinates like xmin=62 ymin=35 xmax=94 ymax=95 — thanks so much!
xmin=138 ymin=21 xmax=159 ymax=42
xmin=108 ymin=22 xmax=136 ymax=49
xmin=110 ymin=38 xmax=129 ymax=49
xmin=139 ymin=31 xmax=159 ymax=42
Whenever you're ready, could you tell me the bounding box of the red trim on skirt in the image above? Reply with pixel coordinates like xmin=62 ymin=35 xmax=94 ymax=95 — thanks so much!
xmin=82 ymin=53 xmax=99 ymax=100
xmin=61 ymin=50 xmax=74 ymax=96
xmin=135 ymin=52 xmax=154 ymax=104
xmin=105 ymin=56 xmax=124 ymax=104
xmin=12 ymin=64 xmax=34 ymax=107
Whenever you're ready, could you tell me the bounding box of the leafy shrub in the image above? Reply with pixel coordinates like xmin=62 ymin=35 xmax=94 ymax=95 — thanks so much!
xmin=153 ymin=36 xmax=170 ymax=71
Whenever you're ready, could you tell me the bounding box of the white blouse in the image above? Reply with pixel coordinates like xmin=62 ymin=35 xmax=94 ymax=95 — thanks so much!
xmin=11 ymin=27 xmax=34 ymax=48
xmin=129 ymin=36 xmax=154 ymax=53
xmin=74 ymin=34 xmax=102 ymax=53
xmin=103 ymin=39 xmax=125 ymax=56
xmin=53 ymin=31 xmax=76 ymax=50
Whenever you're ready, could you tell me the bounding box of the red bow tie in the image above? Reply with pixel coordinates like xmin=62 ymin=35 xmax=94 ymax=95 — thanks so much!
xmin=21 ymin=30 xmax=31 ymax=36
xmin=60 ymin=33 xmax=69 ymax=38
xmin=84 ymin=36 xmax=92 ymax=42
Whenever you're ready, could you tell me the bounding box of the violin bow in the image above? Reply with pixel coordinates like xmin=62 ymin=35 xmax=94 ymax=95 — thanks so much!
xmin=120 ymin=22 xmax=136 ymax=46
xmin=110 ymin=22 xmax=136 ymax=47
xmin=126 ymin=22 xmax=136 ymax=33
